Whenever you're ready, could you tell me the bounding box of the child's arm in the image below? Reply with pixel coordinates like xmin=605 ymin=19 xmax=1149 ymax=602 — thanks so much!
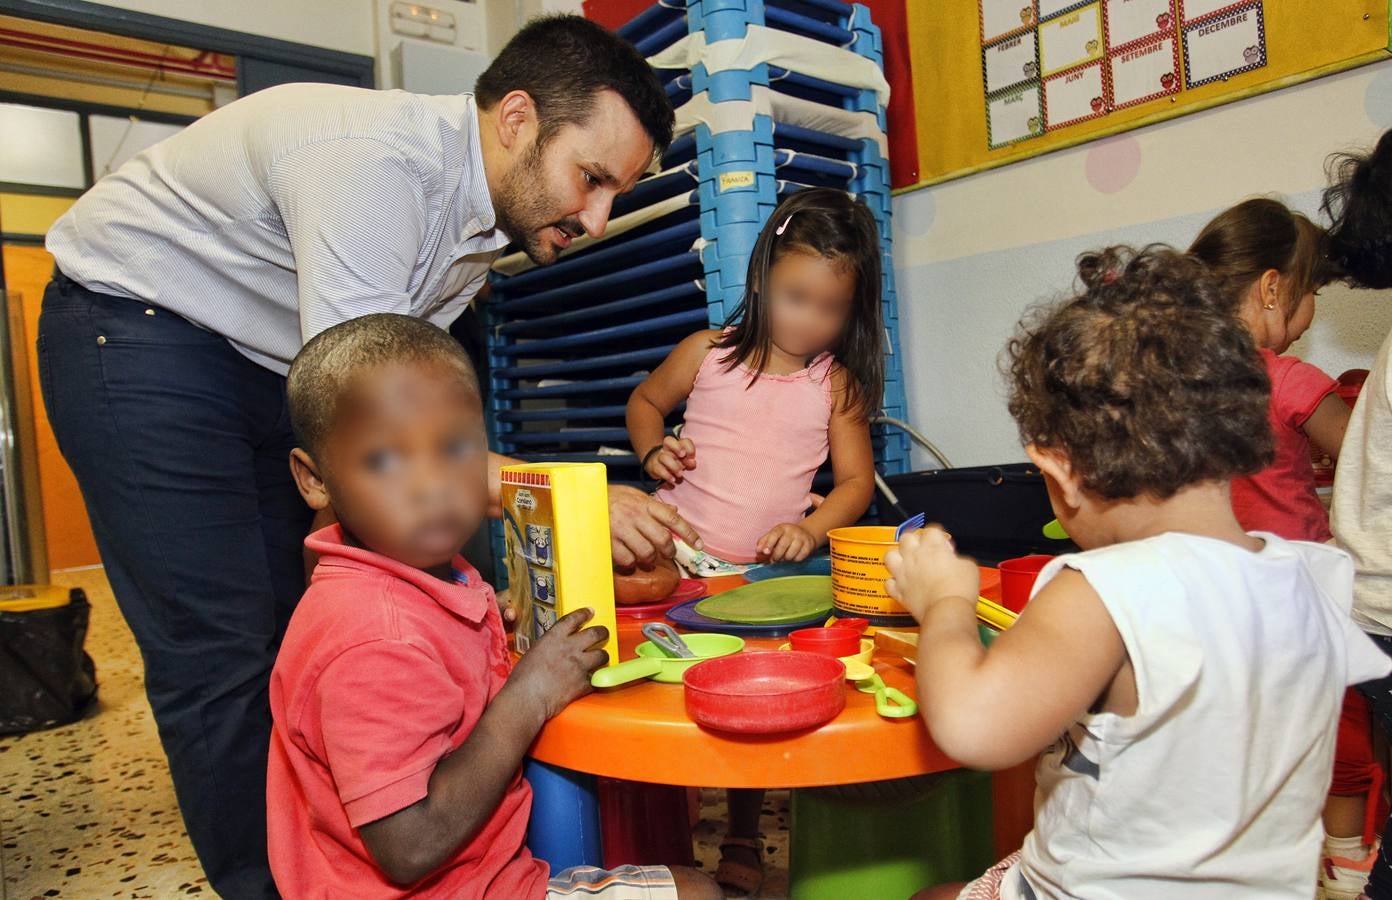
xmin=757 ymin=368 xmax=875 ymax=562
xmin=356 ymin=609 xmax=608 ymax=885
xmin=626 ymin=330 xmax=719 ymax=485
xmin=1303 ymin=393 xmax=1352 ymax=461
xmin=885 ymin=528 xmax=1128 ymax=770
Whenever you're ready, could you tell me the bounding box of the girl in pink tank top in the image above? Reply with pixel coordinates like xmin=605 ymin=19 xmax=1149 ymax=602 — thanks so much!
xmin=626 ymin=186 xmax=886 ymax=895
xmin=628 ymin=188 xmax=885 ymax=566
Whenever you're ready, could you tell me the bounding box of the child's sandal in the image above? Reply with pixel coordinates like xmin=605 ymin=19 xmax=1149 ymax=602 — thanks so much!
xmin=715 ymin=836 xmax=764 ymax=897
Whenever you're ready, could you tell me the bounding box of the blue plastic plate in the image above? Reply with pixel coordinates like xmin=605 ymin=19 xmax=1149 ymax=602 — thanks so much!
xmin=741 ymin=555 xmax=832 ymax=581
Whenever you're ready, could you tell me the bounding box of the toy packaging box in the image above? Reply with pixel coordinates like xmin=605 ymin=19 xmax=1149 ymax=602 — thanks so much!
xmin=500 ymin=462 xmax=618 ymax=667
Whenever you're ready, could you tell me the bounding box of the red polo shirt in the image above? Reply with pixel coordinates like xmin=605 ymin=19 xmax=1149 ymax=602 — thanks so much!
xmin=267 ymin=525 xmax=547 ymax=899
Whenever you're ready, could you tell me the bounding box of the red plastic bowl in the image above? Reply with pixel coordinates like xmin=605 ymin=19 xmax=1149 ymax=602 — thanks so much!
xmin=683 ymin=651 xmax=846 ymax=734
xmin=789 ymin=626 xmax=862 ymax=658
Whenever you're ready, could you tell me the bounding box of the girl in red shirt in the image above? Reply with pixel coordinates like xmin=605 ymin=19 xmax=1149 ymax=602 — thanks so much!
xmin=1190 ymin=198 xmax=1366 ymax=899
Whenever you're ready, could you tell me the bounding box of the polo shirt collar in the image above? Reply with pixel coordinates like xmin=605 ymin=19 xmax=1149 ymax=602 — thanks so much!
xmin=305 ymin=524 xmax=490 ymax=623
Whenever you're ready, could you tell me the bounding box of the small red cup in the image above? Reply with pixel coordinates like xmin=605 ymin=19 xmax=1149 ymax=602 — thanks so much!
xmin=789 ymin=626 xmax=861 ymax=658
xmin=998 ymin=555 xmax=1054 ymax=613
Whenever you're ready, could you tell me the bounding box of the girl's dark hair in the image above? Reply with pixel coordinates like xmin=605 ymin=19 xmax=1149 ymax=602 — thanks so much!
xmin=1323 ymin=129 xmax=1392 ymax=289
xmin=474 ymin=15 xmax=673 ymax=157
xmin=716 ymin=188 xmax=885 ymax=420
xmin=1007 ymin=245 xmax=1273 ymax=501
xmin=1188 ymin=197 xmax=1332 ymax=317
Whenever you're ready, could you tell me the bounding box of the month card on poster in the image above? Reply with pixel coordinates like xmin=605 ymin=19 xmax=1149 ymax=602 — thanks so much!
xmin=1109 ymin=36 xmax=1179 ymax=108
xmin=988 ymin=82 xmax=1044 ymax=148
xmin=1044 ymin=61 xmax=1108 ymax=129
xmin=1039 ymin=4 xmax=1104 ymax=77
xmin=1179 ymin=0 xmax=1241 ymax=24
xmin=1183 ymin=2 xmax=1265 ymax=88
xmin=1039 ymin=0 xmax=1091 ymax=19
xmin=984 ymin=31 xmax=1039 ymax=95
xmin=981 ymin=0 xmax=1036 ymax=42
xmin=1105 ymin=0 xmax=1176 ymax=49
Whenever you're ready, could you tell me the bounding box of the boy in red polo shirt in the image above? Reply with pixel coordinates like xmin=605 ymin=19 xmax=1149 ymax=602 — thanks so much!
xmin=268 ymin=315 xmax=717 ymax=899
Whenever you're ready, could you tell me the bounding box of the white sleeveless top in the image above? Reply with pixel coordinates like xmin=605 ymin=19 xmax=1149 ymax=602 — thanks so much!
xmin=1003 ymin=532 xmax=1390 ymax=900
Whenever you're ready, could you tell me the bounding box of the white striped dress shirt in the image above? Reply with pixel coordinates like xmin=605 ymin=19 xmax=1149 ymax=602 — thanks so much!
xmin=47 ymin=83 xmax=509 ymax=374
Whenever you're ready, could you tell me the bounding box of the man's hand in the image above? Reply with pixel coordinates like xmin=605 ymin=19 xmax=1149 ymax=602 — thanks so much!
xmin=884 ymin=526 xmax=981 ymax=623
xmin=757 ymin=523 xmax=816 ymax=563
xmin=644 ymin=435 xmax=697 ymax=485
xmin=494 ymin=588 xmax=517 ymax=628
xmin=508 ymin=609 xmax=609 ymax=720
xmin=607 ymin=485 xmax=701 ymax=568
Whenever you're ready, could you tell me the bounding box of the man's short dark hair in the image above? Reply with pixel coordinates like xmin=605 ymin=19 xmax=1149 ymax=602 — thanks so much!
xmin=287 ymin=314 xmax=479 ymax=457
xmin=474 ymin=14 xmax=674 ymax=157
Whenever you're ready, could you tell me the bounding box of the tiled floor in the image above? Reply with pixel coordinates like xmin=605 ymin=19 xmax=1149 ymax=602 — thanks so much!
xmin=0 ymin=567 xmax=207 ymax=898
xmin=0 ymin=568 xmax=791 ymax=899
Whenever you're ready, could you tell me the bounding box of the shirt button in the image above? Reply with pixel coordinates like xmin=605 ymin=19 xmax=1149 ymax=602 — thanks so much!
xmin=96 ymin=336 xmax=106 ymax=345
xmin=144 ymin=308 xmax=155 ymax=316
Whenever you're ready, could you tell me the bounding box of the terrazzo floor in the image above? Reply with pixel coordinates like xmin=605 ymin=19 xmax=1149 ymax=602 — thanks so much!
xmin=0 ymin=567 xmax=207 ymax=898
xmin=0 ymin=568 xmax=791 ymax=899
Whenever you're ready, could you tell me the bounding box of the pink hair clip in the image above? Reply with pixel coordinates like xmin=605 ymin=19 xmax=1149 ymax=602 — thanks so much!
xmin=775 ymin=213 xmax=795 ymax=235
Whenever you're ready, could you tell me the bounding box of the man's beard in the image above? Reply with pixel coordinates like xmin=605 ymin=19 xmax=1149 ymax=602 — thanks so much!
xmin=493 ymin=142 xmax=585 ymax=266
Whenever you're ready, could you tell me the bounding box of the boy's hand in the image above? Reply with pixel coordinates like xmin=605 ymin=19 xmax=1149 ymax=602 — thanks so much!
xmin=884 ymin=526 xmax=980 ymax=622
xmin=757 ymin=523 xmax=816 ymax=562
xmin=645 ymin=435 xmax=697 ymax=485
xmin=510 ymin=608 xmax=609 ymax=720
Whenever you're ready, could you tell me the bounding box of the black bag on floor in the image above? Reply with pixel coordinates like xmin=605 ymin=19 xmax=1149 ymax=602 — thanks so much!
xmin=0 ymin=587 xmax=97 ymax=734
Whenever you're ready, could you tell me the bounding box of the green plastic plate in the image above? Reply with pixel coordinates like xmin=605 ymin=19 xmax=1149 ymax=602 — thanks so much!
xmin=693 ymin=575 xmax=834 ymax=625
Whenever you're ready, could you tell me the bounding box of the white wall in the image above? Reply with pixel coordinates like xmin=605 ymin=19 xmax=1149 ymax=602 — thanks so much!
xmin=892 ymin=62 xmax=1392 ymax=469
xmin=87 ymin=0 xmax=377 ymax=56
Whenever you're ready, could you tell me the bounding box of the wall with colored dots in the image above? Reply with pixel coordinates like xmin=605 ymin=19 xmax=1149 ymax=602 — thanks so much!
xmin=893 ymin=62 xmax=1392 ymax=468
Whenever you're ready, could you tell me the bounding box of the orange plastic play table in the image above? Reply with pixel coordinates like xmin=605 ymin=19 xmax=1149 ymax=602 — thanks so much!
xmin=529 ymin=569 xmax=1004 ymax=786
xmin=523 ymin=567 xmax=1034 ymax=869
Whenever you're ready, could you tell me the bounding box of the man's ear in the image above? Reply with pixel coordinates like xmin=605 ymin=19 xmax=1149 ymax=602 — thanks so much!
xmin=289 ymin=448 xmax=331 ymax=511
xmin=1025 ymin=444 xmax=1084 ymax=511
xmin=492 ymin=89 xmax=538 ymax=153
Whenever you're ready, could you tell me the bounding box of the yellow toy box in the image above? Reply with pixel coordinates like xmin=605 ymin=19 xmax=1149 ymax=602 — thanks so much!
xmin=500 ymin=462 xmax=618 ymax=667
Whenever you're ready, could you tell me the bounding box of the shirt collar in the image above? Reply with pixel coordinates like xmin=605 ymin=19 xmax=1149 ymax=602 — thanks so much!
xmin=305 ymin=524 xmax=492 ymax=623
xmin=460 ymin=95 xmax=508 ymax=251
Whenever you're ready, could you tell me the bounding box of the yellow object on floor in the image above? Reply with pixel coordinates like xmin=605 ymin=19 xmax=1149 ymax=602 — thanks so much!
xmin=0 ymin=583 xmax=71 ymax=613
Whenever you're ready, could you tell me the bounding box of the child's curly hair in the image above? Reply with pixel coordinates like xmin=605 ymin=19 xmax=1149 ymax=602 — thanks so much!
xmin=1006 ymin=245 xmax=1274 ymax=501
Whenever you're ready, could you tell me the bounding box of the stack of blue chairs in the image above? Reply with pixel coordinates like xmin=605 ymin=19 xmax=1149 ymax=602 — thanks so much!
xmin=485 ymin=0 xmax=907 ymax=569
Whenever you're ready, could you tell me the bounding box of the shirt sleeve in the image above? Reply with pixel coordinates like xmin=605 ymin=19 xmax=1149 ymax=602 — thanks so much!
xmin=1295 ymin=544 xmax=1392 ymax=685
xmin=308 ymin=640 xmax=468 ymax=828
xmin=1273 ymin=357 xmax=1338 ymax=430
xmin=266 ymin=138 xmax=428 ymax=345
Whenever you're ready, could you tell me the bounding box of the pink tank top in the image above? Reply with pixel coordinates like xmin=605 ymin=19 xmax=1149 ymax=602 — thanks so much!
xmin=658 ymin=339 xmax=835 ymax=563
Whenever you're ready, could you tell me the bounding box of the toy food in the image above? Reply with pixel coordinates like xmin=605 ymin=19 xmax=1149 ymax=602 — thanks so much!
xmin=613 ymin=558 xmax=680 ymax=605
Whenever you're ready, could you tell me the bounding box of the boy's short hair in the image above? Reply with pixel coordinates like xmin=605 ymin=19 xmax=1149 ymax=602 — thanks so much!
xmin=287 ymin=314 xmax=480 ymax=456
xmin=1006 ymin=245 xmax=1274 ymax=501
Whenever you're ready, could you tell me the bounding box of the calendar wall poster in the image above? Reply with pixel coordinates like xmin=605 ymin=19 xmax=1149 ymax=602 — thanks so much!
xmin=908 ymin=0 xmax=1390 ymax=187
xmin=979 ymin=0 xmax=1264 ymax=149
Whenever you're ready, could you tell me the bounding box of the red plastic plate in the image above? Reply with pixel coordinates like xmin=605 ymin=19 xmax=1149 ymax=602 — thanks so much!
xmin=615 ymin=578 xmax=708 ymax=620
